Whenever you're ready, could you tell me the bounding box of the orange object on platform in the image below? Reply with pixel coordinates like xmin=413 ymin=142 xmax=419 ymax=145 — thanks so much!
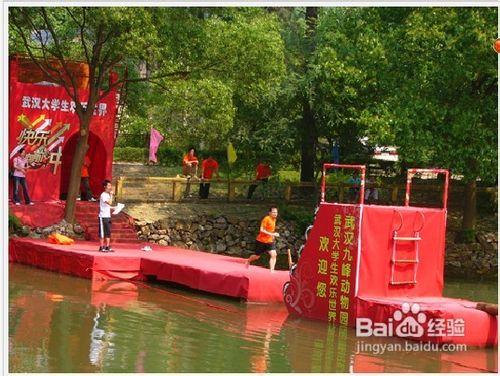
xmin=47 ymin=233 xmax=75 ymax=245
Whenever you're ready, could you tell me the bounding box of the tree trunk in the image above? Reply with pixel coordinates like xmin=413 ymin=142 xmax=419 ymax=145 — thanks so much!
xmin=299 ymin=7 xmax=319 ymax=183
xmin=461 ymin=179 xmax=477 ymax=232
xmin=299 ymin=97 xmax=316 ymax=182
xmin=64 ymin=116 xmax=92 ymax=223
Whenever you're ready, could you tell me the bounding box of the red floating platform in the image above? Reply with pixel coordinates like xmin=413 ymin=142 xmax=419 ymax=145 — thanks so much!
xmin=284 ymin=165 xmax=498 ymax=348
xmin=9 ymin=238 xmax=289 ymax=303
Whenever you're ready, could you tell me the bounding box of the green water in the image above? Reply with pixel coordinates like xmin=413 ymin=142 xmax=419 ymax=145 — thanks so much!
xmin=9 ymin=263 xmax=498 ymax=373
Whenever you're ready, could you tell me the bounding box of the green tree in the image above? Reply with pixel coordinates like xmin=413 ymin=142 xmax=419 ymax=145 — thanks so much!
xmin=312 ymin=8 xmax=393 ymax=158
xmin=120 ymin=8 xmax=286 ymax=161
xmin=267 ymin=8 xmax=389 ymax=181
xmin=380 ymin=7 xmax=497 ymax=237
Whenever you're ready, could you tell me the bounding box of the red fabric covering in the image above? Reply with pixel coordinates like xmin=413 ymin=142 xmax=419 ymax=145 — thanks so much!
xmin=140 ymin=247 xmax=289 ymax=302
xmin=356 ymin=296 xmax=497 ymax=347
xmin=9 ymin=238 xmax=289 ymax=302
xmin=9 ymin=201 xmax=138 ymax=243
xmin=358 ymin=205 xmax=446 ymax=297
xmin=358 ymin=205 xmax=446 ymax=298
xmin=10 ymin=201 xmax=65 ymax=227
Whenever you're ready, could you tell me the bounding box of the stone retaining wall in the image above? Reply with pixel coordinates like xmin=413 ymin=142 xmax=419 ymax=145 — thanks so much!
xmin=445 ymin=231 xmax=497 ymax=279
xmin=135 ymin=215 xmax=305 ymax=258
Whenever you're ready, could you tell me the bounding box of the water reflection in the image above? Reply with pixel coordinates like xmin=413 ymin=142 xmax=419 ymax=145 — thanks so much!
xmin=9 ymin=263 xmax=498 ymax=373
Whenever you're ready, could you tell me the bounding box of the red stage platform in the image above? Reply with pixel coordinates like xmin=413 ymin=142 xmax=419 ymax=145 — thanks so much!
xmin=9 ymin=237 xmax=289 ymax=303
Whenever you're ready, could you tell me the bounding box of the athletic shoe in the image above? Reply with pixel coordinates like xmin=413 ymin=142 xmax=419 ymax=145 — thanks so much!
xmin=15 ymin=202 xmax=21 ymax=206
xmin=105 ymin=247 xmax=115 ymax=253
xmin=28 ymin=202 xmax=34 ymax=206
xmin=90 ymin=197 xmax=97 ymax=202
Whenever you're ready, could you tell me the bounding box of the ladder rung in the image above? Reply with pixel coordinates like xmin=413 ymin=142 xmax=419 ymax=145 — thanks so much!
xmin=390 ymin=281 xmax=417 ymax=285
xmin=392 ymin=259 xmax=418 ymax=263
xmin=394 ymin=236 xmax=421 ymax=241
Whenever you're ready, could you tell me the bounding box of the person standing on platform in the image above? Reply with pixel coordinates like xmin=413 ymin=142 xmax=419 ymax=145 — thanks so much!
xmin=247 ymin=160 xmax=271 ymax=199
xmin=246 ymin=206 xmax=280 ymax=272
xmin=199 ymin=154 xmax=219 ymax=199
xmin=80 ymin=154 xmax=96 ymax=201
xmin=347 ymin=170 xmax=361 ymax=202
xmin=364 ymin=175 xmax=379 ymax=203
xmin=98 ymin=180 xmax=116 ymax=253
xmin=182 ymin=147 xmax=199 ymax=198
xmin=12 ymin=147 xmax=34 ymax=206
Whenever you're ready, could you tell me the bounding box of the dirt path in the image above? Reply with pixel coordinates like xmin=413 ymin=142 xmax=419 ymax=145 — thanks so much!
xmin=124 ymin=201 xmax=313 ymax=222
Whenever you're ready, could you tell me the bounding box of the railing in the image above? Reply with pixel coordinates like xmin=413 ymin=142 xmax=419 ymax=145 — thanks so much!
xmin=114 ymin=175 xmax=497 ymax=206
xmin=405 ymin=168 xmax=449 ymax=209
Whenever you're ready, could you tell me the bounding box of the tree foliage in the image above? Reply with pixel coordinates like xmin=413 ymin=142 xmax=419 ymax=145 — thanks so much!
xmin=379 ymin=8 xmax=497 ymax=183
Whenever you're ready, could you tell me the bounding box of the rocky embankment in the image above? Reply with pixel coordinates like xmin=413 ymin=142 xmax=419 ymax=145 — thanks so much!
xmin=14 ymin=220 xmax=86 ymax=240
xmin=445 ymin=231 xmax=497 ymax=279
xmin=135 ymin=215 xmax=305 ymax=258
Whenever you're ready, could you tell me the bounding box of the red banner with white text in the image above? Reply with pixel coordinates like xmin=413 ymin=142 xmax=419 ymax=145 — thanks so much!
xmin=284 ymin=203 xmax=361 ymax=327
xmin=9 ymin=65 xmax=118 ymax=201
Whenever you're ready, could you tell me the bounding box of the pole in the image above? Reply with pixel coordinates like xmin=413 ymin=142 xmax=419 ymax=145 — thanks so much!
xmin=227 ymin=163 xmax=231 ymax=201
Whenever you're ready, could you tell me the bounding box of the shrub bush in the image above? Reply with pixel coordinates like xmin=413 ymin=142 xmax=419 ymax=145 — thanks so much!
xmin=114 ymin=147 xmax=147 ymax=162
xmin=156 ymin=146 xmax=183 ymax=166
xmin=278 ymin=204 xmax=315 ymax=235
xmin=9 ymin=212 xmax=22 ymax=234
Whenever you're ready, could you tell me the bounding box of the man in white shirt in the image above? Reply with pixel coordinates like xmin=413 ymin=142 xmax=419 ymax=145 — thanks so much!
xmin=12 ymin=147 xmax=34 ymax=205
xmin=99 ymin=180 xmax=116 ymax=252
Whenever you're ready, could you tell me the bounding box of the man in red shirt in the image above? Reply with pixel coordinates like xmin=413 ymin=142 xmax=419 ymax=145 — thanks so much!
xmin=182 ymin=147 xmax=199 ymax=177
xmin=247 ymin=160 xmax=271 ymax=199
xmin=199 ymin=154 xmax=219 ymax=199
xmin=182 ymin=147 xmax=199 ymax=197
xmin=80 ymin=154 xmax=96 ymax=201
xmin=245 ymin=206 xmax=280 ymax=272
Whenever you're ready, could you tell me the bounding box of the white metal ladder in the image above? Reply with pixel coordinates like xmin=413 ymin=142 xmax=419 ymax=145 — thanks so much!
xmin=390 ymin=210 xmax=425 ymax=285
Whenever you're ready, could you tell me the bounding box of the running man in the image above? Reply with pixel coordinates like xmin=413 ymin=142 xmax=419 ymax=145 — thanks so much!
xmin=246 ymin=206 xmax=280 ymax=272
xmin=98 ymin=180 xmax=116 ymax=252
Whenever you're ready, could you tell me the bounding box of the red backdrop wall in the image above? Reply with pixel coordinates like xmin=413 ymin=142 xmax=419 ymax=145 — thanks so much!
xmin=9 ymin=56 xmax=118 ymax=202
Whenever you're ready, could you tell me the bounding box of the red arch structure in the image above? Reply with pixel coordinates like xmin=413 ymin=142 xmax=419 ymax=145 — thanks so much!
xmin=8 ymin=54 xmax=118 ymax=202
xmin=60 ymin=132 xmax=108 ymax=200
